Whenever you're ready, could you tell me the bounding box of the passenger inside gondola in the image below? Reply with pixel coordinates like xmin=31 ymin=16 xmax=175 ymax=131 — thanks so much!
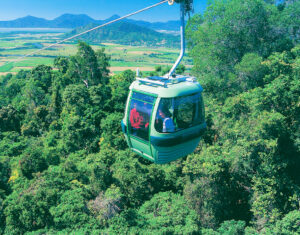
xmin=129 ymin=98 xmax=153 ymax=140
xmin=159 ymin=107 xmax=175 ymax=133
xmin=130 ymin=102 xmax=142 ymax=135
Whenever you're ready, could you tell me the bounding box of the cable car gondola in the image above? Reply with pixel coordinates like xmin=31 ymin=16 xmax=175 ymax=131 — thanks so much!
xmin=121 ymin=0 xmax=206 ymax=164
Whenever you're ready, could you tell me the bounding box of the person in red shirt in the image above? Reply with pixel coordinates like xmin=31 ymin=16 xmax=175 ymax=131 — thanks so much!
xmin=130 ymin=103 xmax=142 ymax=130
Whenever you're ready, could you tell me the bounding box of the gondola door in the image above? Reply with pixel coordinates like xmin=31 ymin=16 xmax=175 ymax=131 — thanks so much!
xmin=127 ymin=91 xmax=156 ymax=161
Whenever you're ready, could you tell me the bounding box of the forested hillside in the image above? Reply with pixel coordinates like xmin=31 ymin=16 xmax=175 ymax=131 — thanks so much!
xmin=66 ymin=21 xmax=179 ymax=47
xmin=0 ymin=0 xmax=299 ymax=234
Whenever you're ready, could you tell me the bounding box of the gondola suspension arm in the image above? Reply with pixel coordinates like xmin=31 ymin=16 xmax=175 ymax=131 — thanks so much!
xmin=167 ymin=2 xmax=185 ymax=78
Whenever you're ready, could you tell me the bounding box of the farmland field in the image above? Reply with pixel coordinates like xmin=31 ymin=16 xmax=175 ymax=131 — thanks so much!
xmin=0 ymin=30 xmax=193 ymax=75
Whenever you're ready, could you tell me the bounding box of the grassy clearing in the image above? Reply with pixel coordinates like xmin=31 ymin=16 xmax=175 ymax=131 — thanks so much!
xmin=0 ymin=63 xmax=13 ymax=72
xmin=13 ymin=57 xmax=54 ymax=67
xmin=0 ymin=40 xmax=24 ymax=48
xmin=11 ymin=67 xmax=33 ymax=73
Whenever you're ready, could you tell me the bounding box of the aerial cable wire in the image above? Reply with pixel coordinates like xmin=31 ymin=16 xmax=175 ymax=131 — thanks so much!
xmin=0 ymin=0 xmax=169 ymax=69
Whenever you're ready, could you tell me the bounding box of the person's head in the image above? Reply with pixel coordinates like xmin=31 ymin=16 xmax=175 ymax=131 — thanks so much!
xmin=159 ymin=106 xmax=171 ymax=118
xmin=159 ymin=109 xmax=165 ymax=118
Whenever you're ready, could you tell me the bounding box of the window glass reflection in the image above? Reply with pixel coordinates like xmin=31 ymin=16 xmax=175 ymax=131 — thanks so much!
xmin=132 ymin=92 xmax=155 ymax=103
xmin=155 ymin=93 xmax=204 ymax=133
xmin=155 ymin=99 xmax=175 ymax=133
xmin=129 ymin=98 xmax=153 ymax=141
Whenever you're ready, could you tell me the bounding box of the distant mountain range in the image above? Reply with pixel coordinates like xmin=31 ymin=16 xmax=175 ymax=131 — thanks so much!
xmin=0 ymin=14 xmax=181 ymax=31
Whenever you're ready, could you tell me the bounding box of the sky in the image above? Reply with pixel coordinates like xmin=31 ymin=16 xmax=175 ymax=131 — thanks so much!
xmin=0 ymin=0 xmax=207 ymax=22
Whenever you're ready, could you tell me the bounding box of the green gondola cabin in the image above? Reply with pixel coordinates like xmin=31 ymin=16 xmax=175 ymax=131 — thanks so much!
xmin=122 ymin=75 xmax=206 ymax=164
xmin=121 ymin=0 xmax=204 ymax=164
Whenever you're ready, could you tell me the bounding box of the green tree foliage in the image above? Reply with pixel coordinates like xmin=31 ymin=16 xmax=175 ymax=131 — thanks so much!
xmin=175 ymin=63 xmax=186 ymax=75
xmin=186 ymin=0 xmax=294 ymax=100
xmin=272 ymin=210 xmax=300 ymax=234
xmin=19 ymin=145 xmax=47 ymax=179
xmin=0 ymin=105 xmax=21 ymax=132
xmin=217 ymin=220 xmax=246 ymax=235
xmin=50 ymin=188 xmax=91 ymax=230
xmin=234 ymin=53 xmax=266 ymax=90
xmin=0 ymin=198 xmax=5 ymax=234
xmin=111 ymin=150 xmax=153 ymax=207
xmin=65 ymin=41 xmax=110 ymax=87
xmin=0 ymin=132 xmax=27 ymax=157
xmin=137 ymin=191 xmax=198 ymax=234
xmin=0 ymin=157 xmax=10 ymax=198
xmin=106 ymin=209 xmax=141 ymax=234
xmin=59 ymin=84 xmax=98 ymax=153
xmin=150 ymin=64 xmax=186 ymax=77
xmin=88 ymin=83 xmax=111 ymax=126
xmin=54 ymin=56 xmax=69 ymax=74
xmin=4 ymin=177 xmax=55 ymax=234
xmin=30 ymin=65 xmax=52 ymax=92
xmin=100 ymin=112 xmax=127 ymax=150
xmin=4 ymin=162 xmax=91 ymax=234
xmin=0 ymin=72 xmax=26 ymax=105
xmin=280 ymin=1 xmax=300 ymax=44
xmin=108 ymin=70 xmax=135 ymax=112
xmin=76 ymin=152 xmax=112 ymax=196
xmin=184 ymin=147 xmax=251 ymax=228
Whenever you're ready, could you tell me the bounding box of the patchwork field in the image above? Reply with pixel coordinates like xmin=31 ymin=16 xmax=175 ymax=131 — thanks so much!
xmin=0 ymin=30 xmax=193 ymax=75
